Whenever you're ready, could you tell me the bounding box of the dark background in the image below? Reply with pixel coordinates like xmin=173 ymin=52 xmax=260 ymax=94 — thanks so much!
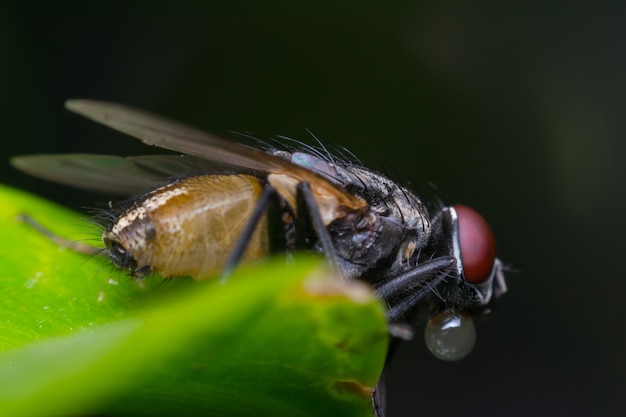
xmin=2 ymin=4 xmax=625 ymax=417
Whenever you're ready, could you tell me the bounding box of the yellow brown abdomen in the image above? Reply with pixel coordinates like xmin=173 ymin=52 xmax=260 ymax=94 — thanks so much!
xmin=103 ymin=174 xmax=268 ymax=279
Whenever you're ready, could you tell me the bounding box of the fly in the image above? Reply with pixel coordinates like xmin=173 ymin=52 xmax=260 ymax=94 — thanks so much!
xmin=11 ymin=100 xmax=508 ymax=416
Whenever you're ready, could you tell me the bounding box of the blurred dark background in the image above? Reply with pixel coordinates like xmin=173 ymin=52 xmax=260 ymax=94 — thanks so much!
xmin=2 ymin=3 xmax=625 ymax=417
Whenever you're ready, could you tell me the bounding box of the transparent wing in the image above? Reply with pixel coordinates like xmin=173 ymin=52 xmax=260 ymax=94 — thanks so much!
xmin=64 ymin=99 xmax=365 ymax=209
xmin=10 ymin=154 xmax=217 ymax=196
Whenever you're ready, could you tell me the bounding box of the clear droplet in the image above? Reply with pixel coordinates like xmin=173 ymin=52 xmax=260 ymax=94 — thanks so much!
xmin=424 ymin=310 xmax=476 ymax=361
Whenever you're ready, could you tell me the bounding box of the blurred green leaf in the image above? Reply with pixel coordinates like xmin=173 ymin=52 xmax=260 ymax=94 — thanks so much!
xmin=0 ymin=184 xmax=388 ymax=417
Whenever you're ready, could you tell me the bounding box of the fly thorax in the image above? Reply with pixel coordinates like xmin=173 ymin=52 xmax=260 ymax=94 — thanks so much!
xmin=327 ymin=166 xmax=432 ymax=276
xmin=369 ymin=185 xmax=432 ymax=274
xmin=327 ymin=210 xmax=382 ymax=277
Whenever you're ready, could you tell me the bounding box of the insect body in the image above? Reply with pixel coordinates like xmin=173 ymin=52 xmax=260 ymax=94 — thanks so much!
xmin=104 ymin=174 xmax=269 ymax=278
xmin=12 ymin=101 xmax=507 ymax=399
xmin=12 ymin=99 xmax=507 ymax=328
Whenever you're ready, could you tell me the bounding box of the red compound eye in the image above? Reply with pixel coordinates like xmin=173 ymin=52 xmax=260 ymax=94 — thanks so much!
xmin=454 ymin=205 xmax=496 ymax=284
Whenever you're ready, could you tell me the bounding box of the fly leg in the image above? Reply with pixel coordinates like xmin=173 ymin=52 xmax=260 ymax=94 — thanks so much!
xmin=16 ymin=213 xmax=101 ymax=255
xmin=221 ymin=184 xmax=286 ymax=278
xmin=222 ymin=180 xmax=339 ymax=279
xmin=370 ymin=257 xmax=456 ymax=417
xmin=375 ymin=256 xmax=456 ymax=321
xmin=295 ymin=181 xmax=391 ymax=414
xmin=294 ymin=181 xmax=339 ymax=269
xmin=371 ymin=370 xmax=387 ymax=417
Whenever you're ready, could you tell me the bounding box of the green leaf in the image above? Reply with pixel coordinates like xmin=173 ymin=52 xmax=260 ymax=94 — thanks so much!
xmin=0 ymin=184 xmax=388 ymax=417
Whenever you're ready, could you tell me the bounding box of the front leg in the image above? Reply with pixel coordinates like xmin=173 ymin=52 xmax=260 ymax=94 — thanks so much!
xmin=375 ymin=256 xmax=456 ymax=321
